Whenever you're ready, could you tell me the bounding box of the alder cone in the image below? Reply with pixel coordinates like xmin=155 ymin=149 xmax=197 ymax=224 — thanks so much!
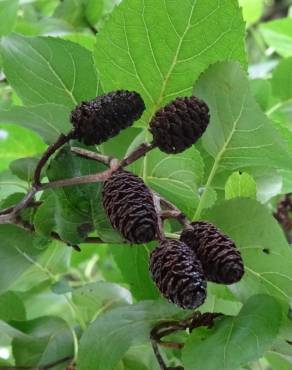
xmin=274 ymin=193 xmax=292 ymax=232
xmin=102 ymin=169 xmax=157 ymax=244
xmin=149 ymin=96 xmax=210 ymax=154
xmin=180 ymin=221 xmax=244 ymax=284
xmin=71 ymin=90 xmax=145 ymax=145
xmin=149 ymin=239 xmax=207 ymax=309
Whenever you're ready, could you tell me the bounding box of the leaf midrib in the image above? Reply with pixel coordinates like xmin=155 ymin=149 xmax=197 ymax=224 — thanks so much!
xmin=193 ymin=93 xmax=247 ymax=220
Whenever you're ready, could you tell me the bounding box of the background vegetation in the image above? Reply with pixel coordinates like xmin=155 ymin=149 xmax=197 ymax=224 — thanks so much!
xmin=1 ymin=0 xmax=292 ymax=369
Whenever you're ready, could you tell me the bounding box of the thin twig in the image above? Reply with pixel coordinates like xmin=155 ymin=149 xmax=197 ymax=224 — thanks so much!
xmin=40 ymin=167 xmax=115 ymax=190
xmin=153 ymin=193 xmax=165 ymax=241
xmin=0 ymin=187 xmax=38 ymax=223
xmin=71 ymin=147 xmax=113 ymax=166
xmin=120 ymin=142 xmax=154 ymax=167
xmin=150 ymin=312 xmax=221 ymax=369
xmin=150 ymin=339 xmax=168 ymax=370
xmin=158 ymin=196 xmax=190 ymax=227
xmin=34 ymin=131 xmax=75 ymax=186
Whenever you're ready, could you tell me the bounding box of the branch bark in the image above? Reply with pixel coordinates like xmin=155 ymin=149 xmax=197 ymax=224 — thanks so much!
xmin=34 ymin=131 xmax=75 ymax=186
xmin=150 ymin=312 xmax=221 ymax=370
xmin=71 ymin=147 xmax=113 ymax=166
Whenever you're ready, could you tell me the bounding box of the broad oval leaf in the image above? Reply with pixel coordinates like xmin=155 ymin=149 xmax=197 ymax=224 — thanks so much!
xmin=260 ymin=18 xmax=292 ymax=58
xmin=78 ymin=300 xmax=183 ymax=370
xmin=112 ymin=244 xmax=159 ymax=301
xmin=0 ymin=225 xmax=47 ymax=294
xmin=271 ymin=57 xmax=292 ymax=102
xmin=0 ymin=34 xmax=99 ymax=107
xmin=196 ymin=61 xmax=291 ymax=170
xmin=0 ymin=0 xmax=18 ymax=36
xmin=12 ymin=316 xmax=74 ymax=367
xmin=225 ymin=171 xmax=256 ymax=200
xmin=0 ymin=292 xmax=26 ymax=321
xmin=0 ymin=103 xmax=71 ymax=144
xmin=0 ymin=124 xmax=45 ymax=172
xmin=182 ymin=295 xmax=282 ymax=370
xmin=94 ymin=0 xmax=246 ymax=125
xmin=192 ymin=61 xmax=292 ymax=219
xmin=205 ymin=198 xmax=292 ymax=303
xmin=72 ymin=281 xmax=132 ymax=323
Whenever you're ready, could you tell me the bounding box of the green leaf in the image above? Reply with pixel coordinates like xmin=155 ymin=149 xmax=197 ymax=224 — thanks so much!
xmin=42 ymin=145 xmax=121 ymax=243
xmin=251 ymin=167 xmax=282 ymax=203
xmin=94 ymin=0 xmax=246 ymax=125
xmin=197 ymin=61 xmax=291 ymax=170
xmin=14 ymin=16 xmax=73 ymax=37
xmin=205 ymin=199 xmax=292 ymax=303
xmin=72 ymin=281 xmax=132 ymax=323
xmin=85 ymin=0 xmax=103 ymax=26
xmin=0 ymin=225 xmax=47 ymax=294
xmin=272 ymin=314 xmax=292 ymax=357
xmin=128 ymin=131 xmax=204 ymax=218
xmin=12 ymin=316 xmax=74 ymax=367
xmin=266 ymin=352 xmax=292 ymax=370
xmin=0 ymin=34 xmax=99 ymax=107
xmin=0 ymin=292 xmax=26 ymax=321
xmin=271 ymin=57 xmax=292 ymax=102
xmin=201 ymin=284 xmax=242 ymax=317
xmin=193 ymin=61 xmax=292 ymax=219
xmin=11 ymin=242 xmax=71 ymax=292
xmin=250 ymin=78 xmax=273 ymax=111
xmin=44 ymin=146 xmax=102 ymax=244
xmin=33 ymin=192 xmax=56 ymax=238
xmin=0 ymin=103 xmax=71 ymax=144
xmin=0 ymin=170 xmax=27 ymax=202
xmin=10 ymin=157 xmax=40 ymax=182
xmin=62 ymin=33 xmax=96 ymax=51
xmin=78 ymin=300 xmax=183 ymax=370
xmin=122 ymin=345 xmax=160 ymax=370
xmin=0 ymin=321 xmax=27 ymax=339
xmin=225 ymin=171 xmax=256 ymax=200
xmin=0 ymin=124 xmax=45 ymax=172
xmin=182 ymin=295 xmax=282 ymax=370
xmin=0 ymin=193 xmax=24 ymax=212
xmin=54 ymin=0 xmax=87 ymax=28
xmin=112 ymin=244 xmax=159 ymax=301
xmin=147 ymin=147 xmax=203 ymax=218
xmin=238 ymin=0 xmax=264 ymax=25
xmin=260 ymin=18 xmax=292 ymax=57
xmin=0 ymin=0 xmax=19 ymax=36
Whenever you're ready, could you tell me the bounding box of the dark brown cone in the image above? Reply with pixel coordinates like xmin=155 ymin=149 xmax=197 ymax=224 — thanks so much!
xmin=149 ymin=239 xmax=207 ymax=309
xmin=149 ymin=96 xmax=210 ymax=154
xmin=102 ymin=169 xmax=158 ymax=244
xmin=180 ymin=222 xmax=244 ymax=285
xmin=71 ymin=90 xmax=145 ymax=145
xmin=274 ymin=193 xmax=292 ymax=233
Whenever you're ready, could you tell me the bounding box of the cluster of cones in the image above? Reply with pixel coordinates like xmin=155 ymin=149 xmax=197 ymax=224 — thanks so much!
xmin=69 ymin=89 xmax=244 ymax=309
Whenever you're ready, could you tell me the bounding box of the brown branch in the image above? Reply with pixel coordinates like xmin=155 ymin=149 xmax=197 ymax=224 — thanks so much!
xmin=71 ymin=147 xmax=113 ymax=166
xmin=40 ymin=167 xmax=115 ymax=190
xmin=150 ymin=339 xmax=168 ymax=370
xmin=153 ymin=193 xmax=165 ymax=241
xmin=120 ymin=142 xmax=155 ymax=167
xmin=150 ymin=312 xmax=221 ymax=370
xmin=158 ymin=195 xmax=190 ymax=227
xmin=0 ymin=187 xmax=38 ymax=223
xmin=34 ymin=131 xmax=75 ymax=186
